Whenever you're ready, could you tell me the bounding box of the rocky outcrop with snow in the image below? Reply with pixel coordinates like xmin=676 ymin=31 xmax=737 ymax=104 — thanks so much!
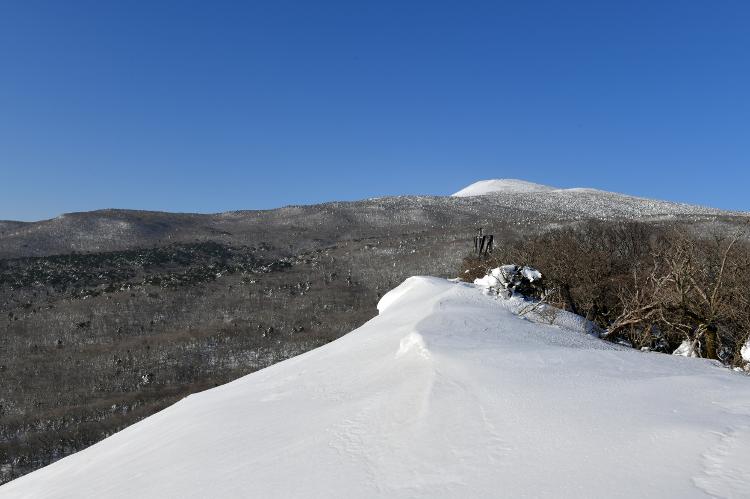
xmin=3 ymin=277 xmax=750 ymax=498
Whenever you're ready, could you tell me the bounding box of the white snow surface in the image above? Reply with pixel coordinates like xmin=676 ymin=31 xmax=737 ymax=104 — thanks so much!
xmin=4 ymin=277 xmax=750 ymax=499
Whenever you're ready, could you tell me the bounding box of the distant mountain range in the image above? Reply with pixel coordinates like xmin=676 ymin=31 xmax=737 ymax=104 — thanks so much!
xmin=1 ymin=179 xmax=744 ymax=259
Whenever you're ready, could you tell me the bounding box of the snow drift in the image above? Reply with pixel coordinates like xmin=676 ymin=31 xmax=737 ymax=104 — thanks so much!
xmin=3 ymin=277 xmax=750 ymax=498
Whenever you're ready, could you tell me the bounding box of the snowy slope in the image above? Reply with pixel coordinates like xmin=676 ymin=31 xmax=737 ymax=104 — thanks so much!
xmin=4 ymin=277 xmax=750 ymax=498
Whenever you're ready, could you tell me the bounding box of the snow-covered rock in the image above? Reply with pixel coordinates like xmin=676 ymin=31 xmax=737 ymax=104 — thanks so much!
xmin=4 ymin=277 xmax=750 ymax=498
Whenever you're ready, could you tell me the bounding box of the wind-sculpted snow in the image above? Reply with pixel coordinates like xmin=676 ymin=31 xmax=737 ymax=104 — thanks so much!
xmin=4 ymin=277 xmax=750 ymax=498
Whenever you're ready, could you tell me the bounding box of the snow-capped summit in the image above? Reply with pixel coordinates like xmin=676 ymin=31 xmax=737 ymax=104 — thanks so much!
xmin=4 ymin=276 xmax=750 ymax=498
xmin=452 ymin=179 xmax=556 ymax=197
xmin=448 ymin=179 xmax=734 ymax=220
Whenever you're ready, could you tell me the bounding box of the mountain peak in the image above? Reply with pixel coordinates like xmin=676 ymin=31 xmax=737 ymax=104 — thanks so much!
xmin=452 ymin=179 xmax=557 ymax=197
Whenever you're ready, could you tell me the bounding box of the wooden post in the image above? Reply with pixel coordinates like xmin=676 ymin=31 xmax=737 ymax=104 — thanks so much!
xmin=474 ymin=228 xmax=494 ymax=258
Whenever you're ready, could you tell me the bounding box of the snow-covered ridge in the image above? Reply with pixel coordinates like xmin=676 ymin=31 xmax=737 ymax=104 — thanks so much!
xmin=4 ymin=277 xmax=750 ymax=498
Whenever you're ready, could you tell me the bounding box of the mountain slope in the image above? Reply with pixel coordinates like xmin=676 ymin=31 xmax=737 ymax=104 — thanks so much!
xmin=4 ymin=277 xmax=750 ymax=498
xmin=1 ymin=188 xmax=743 ymax=259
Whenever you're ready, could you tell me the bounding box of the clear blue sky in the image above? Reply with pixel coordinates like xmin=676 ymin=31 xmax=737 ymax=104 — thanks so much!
xmin=1 ymin=1 xmax=748 ymax=221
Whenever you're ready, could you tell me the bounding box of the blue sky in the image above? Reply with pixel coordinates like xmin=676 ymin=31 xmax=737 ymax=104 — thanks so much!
xmin=1 ymin=1 xmax=748 ymax=221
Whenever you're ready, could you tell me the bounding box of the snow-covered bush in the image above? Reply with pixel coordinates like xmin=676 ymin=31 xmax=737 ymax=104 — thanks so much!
xmin=474 ymin=265 xmax=544 ymax=299
xmin=460 ymin=220 xmax=750 ymax=368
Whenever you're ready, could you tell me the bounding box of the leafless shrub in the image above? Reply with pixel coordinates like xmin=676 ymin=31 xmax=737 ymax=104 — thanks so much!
xmin=461 ymin=221 xmax=750 ymax=365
